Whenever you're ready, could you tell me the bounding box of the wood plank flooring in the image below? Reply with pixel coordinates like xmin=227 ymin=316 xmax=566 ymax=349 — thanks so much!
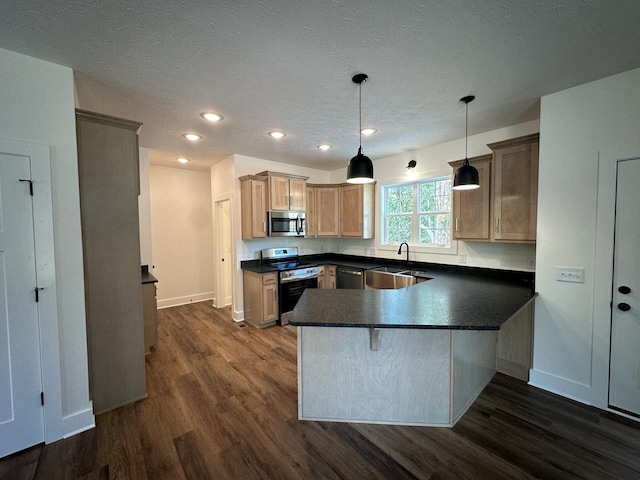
xmin=2 ymin=301 xmax=639 ymax=479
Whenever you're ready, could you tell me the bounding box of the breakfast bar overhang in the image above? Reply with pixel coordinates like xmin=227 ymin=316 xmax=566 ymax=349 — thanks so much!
xmin=288 ymin=272 xmax=536 ymax=427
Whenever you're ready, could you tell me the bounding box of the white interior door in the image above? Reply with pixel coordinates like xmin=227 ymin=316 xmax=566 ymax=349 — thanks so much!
xmin=0 ymin=154 xmax=44 ymax=457
xmin=609 ymin=158 xmax=640 ymax=416
xmin=214 ymin=198 xmax=233 ymax=308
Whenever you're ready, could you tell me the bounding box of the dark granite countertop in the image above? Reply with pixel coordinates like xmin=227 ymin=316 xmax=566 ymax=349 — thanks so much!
xmin=288 ymin=270 xmax=536 ymax=330
xmin=141 ymin=265 xmax=158 ymax=284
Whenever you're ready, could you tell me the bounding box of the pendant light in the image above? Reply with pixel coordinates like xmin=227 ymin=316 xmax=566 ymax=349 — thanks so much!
xmin=452 ymin=95 xmax=479 ymax=190
xmin=346 ymin=73 xmax=374 ymax=184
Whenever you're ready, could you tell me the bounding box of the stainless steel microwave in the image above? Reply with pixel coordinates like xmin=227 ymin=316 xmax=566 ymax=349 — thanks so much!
xmin=267 ymin=211 xmax=306 ymax=237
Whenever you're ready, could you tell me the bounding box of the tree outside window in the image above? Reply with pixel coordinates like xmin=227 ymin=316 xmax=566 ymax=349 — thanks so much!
xmin=383 ymin=177 xmax=451 ymax=247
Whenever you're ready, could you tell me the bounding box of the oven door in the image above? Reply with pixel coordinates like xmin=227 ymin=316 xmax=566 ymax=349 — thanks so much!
xmin=279 ymin=276 xmax=318 ymax=324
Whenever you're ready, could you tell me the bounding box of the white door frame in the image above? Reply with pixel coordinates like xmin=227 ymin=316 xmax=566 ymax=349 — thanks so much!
xmin=213 ymin=193 xmax=233 ymax=309
xmin=0 ymin=138 xmax=63 ymax=444
xmin=592 ymin=144 xmax=640 ymax=416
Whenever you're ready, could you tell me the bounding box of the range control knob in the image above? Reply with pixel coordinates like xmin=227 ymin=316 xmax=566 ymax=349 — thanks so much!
xmin=618 ymin=286 xmax=631 ymax=294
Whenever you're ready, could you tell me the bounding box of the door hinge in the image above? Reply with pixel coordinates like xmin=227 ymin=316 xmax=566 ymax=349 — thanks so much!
xmin=41 ymin=392 xmax=44 ymax=406
xmin=34 ymin=287 xmax=44 ymax=302
xmin=19 ymin=179 xmax=34 ymax=196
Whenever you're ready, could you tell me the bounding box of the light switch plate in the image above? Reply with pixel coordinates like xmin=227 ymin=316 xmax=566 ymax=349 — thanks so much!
xmin=556 ymin=266 xmax=585 ymax=283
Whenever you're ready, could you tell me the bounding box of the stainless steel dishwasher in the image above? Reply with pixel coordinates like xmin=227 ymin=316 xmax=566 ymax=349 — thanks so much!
xmin=336 ymin=266 xmax=365 ymax=289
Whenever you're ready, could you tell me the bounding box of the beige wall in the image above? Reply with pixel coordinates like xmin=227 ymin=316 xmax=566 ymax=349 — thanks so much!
xmin=150 ymin=165 xmax=214 ymax=308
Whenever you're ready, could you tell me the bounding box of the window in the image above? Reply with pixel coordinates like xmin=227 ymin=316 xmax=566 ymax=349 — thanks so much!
xmin=382 ymin=176 xmax=451 ymax=247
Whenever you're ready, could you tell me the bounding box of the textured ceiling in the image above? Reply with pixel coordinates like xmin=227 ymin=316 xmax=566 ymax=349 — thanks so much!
xmin=1 ymin=1 xmax=639 ymax=171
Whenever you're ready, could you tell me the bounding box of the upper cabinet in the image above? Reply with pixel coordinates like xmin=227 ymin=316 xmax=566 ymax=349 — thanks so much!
xmin=315 ymin=185 xmax=340 ymax=237
xmin=239 ymin=175 xmax=267 ymax=239
xmin=340 ymin=183 xmax=375 ymax=238
xmin=449 ymin=133 xmax=539 ymax=243
xmin=488 ymin=134 xmax=539 ymax=242
xmin=450 ymin=155 xmax=492 ymax=241
xmin=257 ymin=171 xmax=308 ymax=211
xmin=305 ymin=183 xmax=375 ymax=239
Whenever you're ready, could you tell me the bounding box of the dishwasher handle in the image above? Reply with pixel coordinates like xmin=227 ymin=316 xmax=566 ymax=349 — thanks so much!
xmin=337 ymin=268 xmax=363 ymax=276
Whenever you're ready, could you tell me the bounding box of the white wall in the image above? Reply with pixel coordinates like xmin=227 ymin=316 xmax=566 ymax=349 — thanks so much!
xmin=531 ymin=67 xmax=640 ymax=405
xmin=0 ymin=47 xmax=92 ymax=437
xmin=150 ymin=165 xmax=214 ymax=308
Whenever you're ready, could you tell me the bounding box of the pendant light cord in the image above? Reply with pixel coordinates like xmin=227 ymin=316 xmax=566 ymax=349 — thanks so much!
xmin=359 ymin=81 xmax=363 ymax=150
xmin=464 ymin=100 xmax=469 ymax=165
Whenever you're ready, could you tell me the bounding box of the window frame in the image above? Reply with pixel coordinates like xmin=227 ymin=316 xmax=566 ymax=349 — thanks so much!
xmin=376 ymin=171 xmax=458 ymax=256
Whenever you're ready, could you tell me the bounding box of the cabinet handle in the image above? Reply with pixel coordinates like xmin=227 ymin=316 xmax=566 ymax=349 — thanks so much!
xmin=495 ymin=217 xmax=500 ymax=233
xmin=455 ymin=218 xmax=459 ymax=232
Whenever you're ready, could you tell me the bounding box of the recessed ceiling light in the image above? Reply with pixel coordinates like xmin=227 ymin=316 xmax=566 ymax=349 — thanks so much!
xmin=361 ymin=127 xmax=377 ymax=136
xmin=201 ymin=112 xmax=223 ymax=122
xmin=183 ymin=133 xmax=202 ymax=141
xmin=318 ymin=144 xmax=332 ymax=151
xmin=177 ymin=158 xmax=190 ymax=164
xmin=269 ymin=131 xmax=286 ymax=139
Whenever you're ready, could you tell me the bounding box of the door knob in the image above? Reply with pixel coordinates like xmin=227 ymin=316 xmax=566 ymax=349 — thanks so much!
xmin=617 ymin=303 xmax=631 ymax=312
xmin=618 ymin=286 xmax=631 ymax=294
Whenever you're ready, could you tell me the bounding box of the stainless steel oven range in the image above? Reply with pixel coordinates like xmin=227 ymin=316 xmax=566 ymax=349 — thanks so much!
xmin=260 ymin=247 xmax=318 ymax=325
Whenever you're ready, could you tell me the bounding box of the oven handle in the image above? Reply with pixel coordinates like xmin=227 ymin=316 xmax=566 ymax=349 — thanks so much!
xmin=280 ymin=273 xmax=318 ymax=283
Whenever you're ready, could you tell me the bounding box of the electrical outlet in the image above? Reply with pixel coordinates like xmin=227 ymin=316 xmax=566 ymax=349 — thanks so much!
xmin=459 ymin=254 xmax=467 ymax=264
xmin=555 ymin=266 xmax=585 ymax=283
xmin=527 ymin=258 xmax=536 ymax=269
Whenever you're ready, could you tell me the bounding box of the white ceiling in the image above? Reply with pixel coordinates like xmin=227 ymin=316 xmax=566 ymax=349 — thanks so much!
xmin=1 ymin=1 xmax=639 ymax=172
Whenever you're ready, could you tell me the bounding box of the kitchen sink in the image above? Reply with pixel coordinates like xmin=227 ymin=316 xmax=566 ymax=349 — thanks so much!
xmin=370 ymin=266 xmax=409 ymax=274
xmin=365 ymin=267 xmax=432 ymax=289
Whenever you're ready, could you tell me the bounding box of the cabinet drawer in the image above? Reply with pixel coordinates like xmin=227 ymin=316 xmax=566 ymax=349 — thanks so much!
xmin=262 ymin=272 xmax=278 ymax=285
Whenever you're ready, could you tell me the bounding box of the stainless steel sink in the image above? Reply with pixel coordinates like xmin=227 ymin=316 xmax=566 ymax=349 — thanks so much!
xmin=365 ymin=269 xmax=416 ymax=289
xmin=370 ymin=266 xmax=408 ymax=274
xmin=365 ymin=267 xmax=432 ymax=289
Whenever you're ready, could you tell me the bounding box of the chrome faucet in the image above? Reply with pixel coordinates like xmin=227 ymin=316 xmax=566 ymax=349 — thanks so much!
xmin=397 ymin=242 xmax=410 ymax=266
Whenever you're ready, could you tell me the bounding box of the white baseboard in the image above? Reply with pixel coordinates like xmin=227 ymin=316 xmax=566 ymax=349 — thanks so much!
xmin=529 ymin=369 xmax=591 ymax=405
xmin=157 ymin=292 xmax=214 ymax=309
xmin=61 ymin=406 xmax=95 ymax=440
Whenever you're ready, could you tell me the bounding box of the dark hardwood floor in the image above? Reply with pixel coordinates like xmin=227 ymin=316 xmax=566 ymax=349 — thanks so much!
xmin=2 ymin=301 xmax=639 ymax=479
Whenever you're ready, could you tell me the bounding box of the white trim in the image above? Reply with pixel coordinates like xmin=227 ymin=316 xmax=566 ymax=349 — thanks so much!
xmin=62 ymin=406 xmax=95 ymax=438
xmin=157 ymin=292 xmax=214 ymax=309
xmin=0 ymin=138 xmax=76 ymax=443
xmin=592 ymin=144 xmax=640 ymax=411
xmin=529 ymin=369 xmax=591 ymax=405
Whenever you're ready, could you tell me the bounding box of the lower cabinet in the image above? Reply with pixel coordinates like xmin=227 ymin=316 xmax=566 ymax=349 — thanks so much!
xmin=318 ymin=265 xmax=336 ymax=289
xmin=243 ymin=271 xmax=279 ymax=328
xmin=142 ymin=283 xmax=158 ymax=354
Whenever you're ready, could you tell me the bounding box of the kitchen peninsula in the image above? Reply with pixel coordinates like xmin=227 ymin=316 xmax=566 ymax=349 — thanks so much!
xmin=288 ymin=269 xmax=536 ymax=427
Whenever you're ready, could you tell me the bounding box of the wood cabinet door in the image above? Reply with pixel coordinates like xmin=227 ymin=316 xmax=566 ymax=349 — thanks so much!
xmin=305 ymin=186 xmax=316 ymax=237
xmin=251 ymin=181 xmax=267 ymax=237
xmin=316 ymin=187 xmax=339 ymax=236
xmin=262 ymin=283 xmax=279 ymax=322
xmin=241 ymin=178 xmax=267 ymax=239
xmin=452 ymin=157 xmax=491 ymax=240
xmin=289 ymin=178 xmax=307 ymax=211
xmin=268 ymin=175 xmax=290 ymax=211
xmin=492 ymin=141 xmax=538 ymax=241
xmin=339 ymin=184 xmax=363 ymax=237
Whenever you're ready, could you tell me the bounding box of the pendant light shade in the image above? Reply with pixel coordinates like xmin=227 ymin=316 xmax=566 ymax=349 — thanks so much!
xmin=346 ymin=73 xmax=375 ymax=184
xmin=453 ymin=95 xmax=480 ymax=190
